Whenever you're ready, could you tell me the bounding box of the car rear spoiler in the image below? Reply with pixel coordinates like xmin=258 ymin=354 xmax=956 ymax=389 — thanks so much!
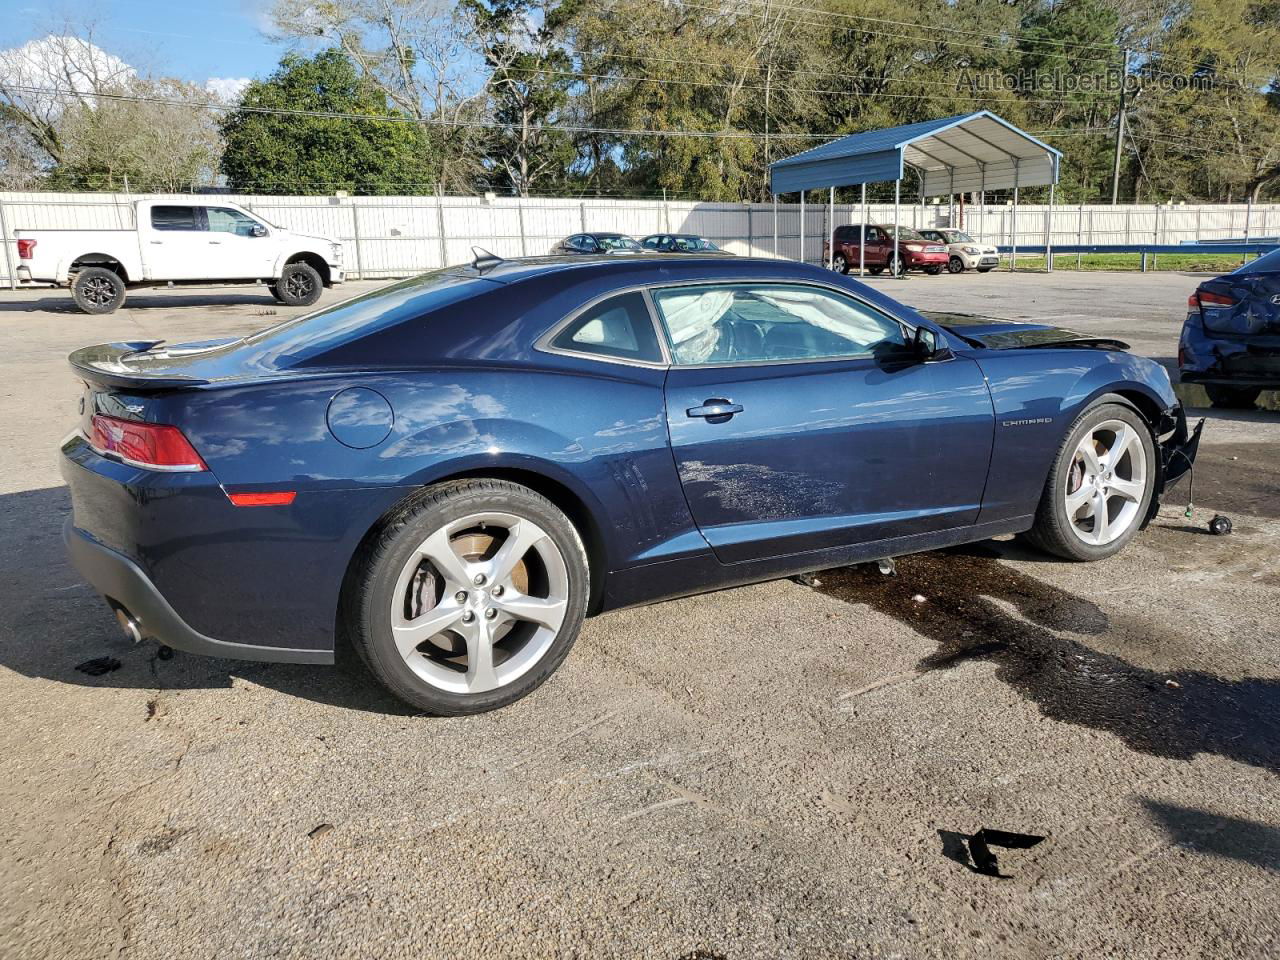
xmin=68 ymin=341 xmax=210 ymax=389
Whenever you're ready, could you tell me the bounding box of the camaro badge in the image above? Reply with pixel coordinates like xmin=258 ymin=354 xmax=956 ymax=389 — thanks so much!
xmin=1002 ymin=417 xmax=1053 ymax=427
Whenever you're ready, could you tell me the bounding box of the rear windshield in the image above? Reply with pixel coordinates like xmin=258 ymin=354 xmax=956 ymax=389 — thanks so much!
xmin=242 ymin=270 xmax=493 ymax=368
xmin=1233 ymin=248 xmax=1280 ymax=274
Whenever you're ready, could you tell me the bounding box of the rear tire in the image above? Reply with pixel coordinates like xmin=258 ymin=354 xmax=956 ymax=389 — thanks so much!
xmin=343 ymin=479 xmax=590 ymax=714
xmin=977 ymin=266 xmax=995 ymax=273
xmin=71 ymin=267 xmax=126 ymax=314
xmin=925 ymin=265 xmax=943 ymax=275
xmin=868 ymin=266 xmax=885 ymax=276
xmin=1025 ymin=398 xmax=1156 ymax=562
xmin=275 ymin=262 xmax=323 ymax=306
xmin=1204 ymin=385 xmax=1260 ymax=409
xmin=832 ymin=253 xmax=849 ymax=274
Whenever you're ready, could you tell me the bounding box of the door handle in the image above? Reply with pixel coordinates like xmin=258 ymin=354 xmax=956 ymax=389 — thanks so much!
xmin=687 ymin=399 xmax=743 ymax=421
xmin=209 ymin=240 xmax=222 ymax=244
xmin=149 ymin=240 xmax=162 ymax=245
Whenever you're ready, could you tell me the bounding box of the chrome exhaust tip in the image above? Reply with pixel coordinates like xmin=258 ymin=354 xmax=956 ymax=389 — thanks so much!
xmin=114 ymin=607 xmax=143 ymax=644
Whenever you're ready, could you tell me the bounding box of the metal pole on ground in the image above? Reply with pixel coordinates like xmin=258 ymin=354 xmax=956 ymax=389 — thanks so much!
xmin=350 ymin=202 xmax=363 ymax=280
xmin=1010 ymin=161 xmax=1020 ymax=271
xmin=435 ymin=192 xmax=448 ymax=267
xmin=0 ymin=199 xmax=14 ymax=290
xmin=1045 ymin=182 xmax=1055 ymax=273
xmin=1077 ymin=202 xmax=1084 ymax=270
xmin=517 ymin=197 xmax=528 ymax=256
xmin=827 ymin=187 xmax=834 ymax=270
xmin=1245 ymin=196 xmax=1253 ymax=261
xmin=860 ymin=182 xmax=867 ymax=277
xmin=893 ymin=178 xmax=901 ymax=278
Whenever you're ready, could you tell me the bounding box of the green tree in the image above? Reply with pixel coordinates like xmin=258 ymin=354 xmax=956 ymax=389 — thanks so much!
xmin=219 ymin=49 xmax=438 ymax=195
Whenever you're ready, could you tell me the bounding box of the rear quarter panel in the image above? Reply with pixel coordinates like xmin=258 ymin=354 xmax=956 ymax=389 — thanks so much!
xmin=150 ymin=360 xmax=699 ymax=646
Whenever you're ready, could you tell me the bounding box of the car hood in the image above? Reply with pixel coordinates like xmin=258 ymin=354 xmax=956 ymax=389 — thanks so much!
xmin=922 ymin=311 xmax=1129 ymax=351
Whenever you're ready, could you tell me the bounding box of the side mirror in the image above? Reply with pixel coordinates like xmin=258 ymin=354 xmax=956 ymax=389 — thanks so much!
xmin=251 ymin=224 xmax=268 ymax=238
xmin=912 ymin=326 xmax=953 ymax=362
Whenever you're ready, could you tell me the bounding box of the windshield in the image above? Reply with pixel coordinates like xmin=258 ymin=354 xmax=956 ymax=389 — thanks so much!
xmin=597 ymin=235 xmax=641 ymax=251
xmin=941 ymin=230 xmax=974 ymax=243
xmin=886 ymin=227 xmax=928 ymax=242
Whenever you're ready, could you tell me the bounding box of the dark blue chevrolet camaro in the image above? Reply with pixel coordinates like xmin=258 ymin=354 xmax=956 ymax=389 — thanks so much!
xmin=61 ymin=254 xmax=1201 ymax=713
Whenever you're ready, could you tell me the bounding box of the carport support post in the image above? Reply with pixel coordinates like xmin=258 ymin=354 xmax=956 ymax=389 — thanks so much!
xmin=1045 ymin=182 xmax=1055 ymax=273
xmin=827 ymin=187 xmax=834 ymax=270
xmin=859 ymin=182 xmax=867 ymax=276
xmin=893 ymin=177 xmax=901 ymax=278
xmin=1010 ymin=161 xmax=1020 ymax=271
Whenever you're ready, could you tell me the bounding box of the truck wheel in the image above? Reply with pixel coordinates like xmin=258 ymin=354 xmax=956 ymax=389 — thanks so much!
xmin=72 ymin=267 xmax=126 ymax=315
xmin=832 ymin=253 xmax=849 ymax=274
xmin=276 ymin=262 xmax=323 ymax=307
xmin=1204 ymin=385 xmax=1260 ymax=409
xmin=1025 ymin=398 xmax=1156 ymax=562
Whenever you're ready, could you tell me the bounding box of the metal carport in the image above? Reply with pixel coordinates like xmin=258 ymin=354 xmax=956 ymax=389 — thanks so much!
xmin=768 ymin=111 xmax=1064 ymax=274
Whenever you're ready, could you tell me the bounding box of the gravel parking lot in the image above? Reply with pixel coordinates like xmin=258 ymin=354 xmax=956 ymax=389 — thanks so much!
xmin=2 ymin=270 xmax=1277 ymax=960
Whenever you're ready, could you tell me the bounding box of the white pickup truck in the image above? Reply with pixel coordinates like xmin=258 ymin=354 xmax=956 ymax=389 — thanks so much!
xmin=15 ymin=199 xmax=344 ymax=314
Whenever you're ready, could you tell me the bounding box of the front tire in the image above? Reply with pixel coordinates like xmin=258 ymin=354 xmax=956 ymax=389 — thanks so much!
xmin=948 ymin=256 xmax=965 ymax=274
xmin=344 ymin=479 xmax=590 ymax=714
xmin=889 ymin=253 xmax=906 ymax=277
xmin=71 ymin=267 xmax=126 ymax=314
xmin=1204 ymin=385 xmax=1260 ymax=409
xmin=276 ymin=262 xmax=323 ymax=306
xmin=1025 ymin=399 xmax=1156 ymax=561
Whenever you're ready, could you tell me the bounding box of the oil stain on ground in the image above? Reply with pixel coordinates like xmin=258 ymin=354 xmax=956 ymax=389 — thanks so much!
xmin=812 ymin=546 xmax=1280 ymax=775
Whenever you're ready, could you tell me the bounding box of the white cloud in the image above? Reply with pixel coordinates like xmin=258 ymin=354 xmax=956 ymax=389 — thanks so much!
xmin=0 ymin=35 xmax=134 ymax=117
xmin=205 ymin=76 xmax=251 ymax=102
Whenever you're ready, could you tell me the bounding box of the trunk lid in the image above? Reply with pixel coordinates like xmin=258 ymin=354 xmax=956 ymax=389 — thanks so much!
xmin=1196 ymin=270 xmax=1280 ymax=337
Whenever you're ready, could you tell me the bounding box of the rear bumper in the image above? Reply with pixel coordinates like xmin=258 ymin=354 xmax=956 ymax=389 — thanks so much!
xmin=63 ymin=519 xmax=332 ymax=664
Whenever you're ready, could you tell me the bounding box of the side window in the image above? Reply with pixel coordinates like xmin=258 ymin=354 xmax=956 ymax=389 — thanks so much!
xmin=550 ymin=292 xmax=664 ymax=364
xmin=206 ymin=207 xmax=262 ymax=237
xmin=834 ymin=226 xmax=856 ymax=242
xmin=865 ymin=227 xmax=882 ymax=242
xmin=652 ymin=283 xmax=908 ymax=366
xmin=582 ymin=236 xmax=600 ymax=252
xmin=642 ymin=237 xmax=659 ymax=249
xmin=151 ymin=205 xmax=202 ymax=231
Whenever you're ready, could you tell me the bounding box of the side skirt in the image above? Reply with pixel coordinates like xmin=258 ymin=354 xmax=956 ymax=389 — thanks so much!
xmin=600 ymin=515 xmax=1035 ymax=613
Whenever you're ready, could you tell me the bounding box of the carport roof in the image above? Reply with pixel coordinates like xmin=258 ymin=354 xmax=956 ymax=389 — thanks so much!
xmin=768 ymin=111 xmax=1062 ymax=197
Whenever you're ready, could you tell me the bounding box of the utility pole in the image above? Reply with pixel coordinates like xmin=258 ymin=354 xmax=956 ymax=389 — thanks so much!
xmin=1110 ymin=48 xmax=1129 ymax=205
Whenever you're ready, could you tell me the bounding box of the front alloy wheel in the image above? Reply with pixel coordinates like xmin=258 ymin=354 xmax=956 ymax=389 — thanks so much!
xmin=1063 ymin=419 xmax=1148 ymax=547
xmin=346 ymin=479 xmax=589 ymax=713
xmin=1026 ymin=399 xmax=1156 ymax=561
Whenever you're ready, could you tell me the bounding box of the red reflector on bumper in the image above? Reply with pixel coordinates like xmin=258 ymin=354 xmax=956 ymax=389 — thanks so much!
xmin=227 ymin=491 xmax=297 ymax=507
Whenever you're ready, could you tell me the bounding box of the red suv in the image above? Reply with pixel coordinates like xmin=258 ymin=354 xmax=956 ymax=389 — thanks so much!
xmin=823 ymin=224 xmax=950 ymax=276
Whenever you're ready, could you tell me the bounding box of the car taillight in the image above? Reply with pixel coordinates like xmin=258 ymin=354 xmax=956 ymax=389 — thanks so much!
xmin=1190 ymin=289 xmax=1236 ymax=308
xmin=90 ymin=415 xmax=207 ymax=470
xmin=17 ymin=238 xmax=35 ymax=259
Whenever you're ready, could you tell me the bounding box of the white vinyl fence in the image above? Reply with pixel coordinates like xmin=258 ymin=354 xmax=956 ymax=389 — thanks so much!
xmin=1 ymin=190 xmax=1277 ymax=284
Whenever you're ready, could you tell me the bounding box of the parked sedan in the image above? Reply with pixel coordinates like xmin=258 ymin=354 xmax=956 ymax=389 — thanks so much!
xmin=917 ymin=228 xmax=1001 ymax=274
xmin=824 ymin=224 xmax=950 ymax=276
xmin=61 ymin=254 xmax=1200 ymax=714
xmin=553 ymin=232 xmax=642 ymax=254
xmin=640 ymin=233 xmax=722 ymax=252
xmin=1179 ymin=247 xmax=1280 ymax=407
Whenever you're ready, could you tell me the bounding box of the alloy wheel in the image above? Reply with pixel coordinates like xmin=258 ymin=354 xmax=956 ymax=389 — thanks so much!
xmin=1063 ymin=419 xmax=1148 ymax=546
xmin=286 ymin=272 xmax=314 ymax=299
xmin=390 ymin=512 xmax=569 ymax=694
xmin=83 ymin=276 xmax=117 ymax=306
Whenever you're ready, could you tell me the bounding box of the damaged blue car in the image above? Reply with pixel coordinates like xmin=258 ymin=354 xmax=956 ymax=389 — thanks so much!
xmin=60 ymin=254 xmax=1201 ymax=713
xmin=1180 ymin=247 xmax=1280 ymax=408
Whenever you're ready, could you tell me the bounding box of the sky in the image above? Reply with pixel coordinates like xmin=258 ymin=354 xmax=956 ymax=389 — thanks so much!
xmin=9 ymin=0 xmax=291 ymax=97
